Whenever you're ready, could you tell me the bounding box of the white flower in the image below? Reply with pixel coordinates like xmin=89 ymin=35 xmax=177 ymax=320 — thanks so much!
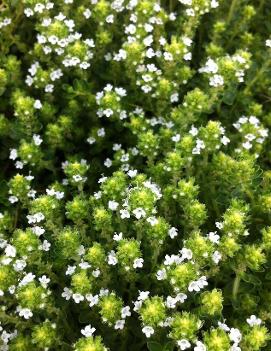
xmin=38 ymin=275 xmax=50 ymax=288
xmin=266 ymin=39 xmax=271 ymax=47
xmin=176 ymin=293 xmax=187 ymax=303
xmin=180 ymin=248 xmax=193 ymax=260
xmin=133 ymin=258 xmax=144 ymax=268
xmin=120 ymin=209 xmax=130 ymax=219
xmin=209 ymin=74 xmax=224 ymax=87
xmin=33 ymin=134 xmax=43 ymax=146
xmin=147 ymin=216 xmax=158 ymax=226
xmin=121 ymin=306 xmax=131 ymax=319
xmin=218 ymin=321 xmax=230 ymax=332
xmin=199 ymin=58 xmax=218 ymax=74
xmin=13 ymin=259 xmax=26 ymax=272
xmin=34 ymin=99 xmax=42 ymax=109
xmin=189 ymin=125 xmax=198 ymax=136
xmin=86 ymin=294 xmax=99 ymax=307
xmin=73 ymin=293 xmax=84 ymax=304
xmin=230 ymin=345 xmax=241 ymax=351
xmin=169 ymin=227 xmax=178 ymax=239
xmin=177 ymin=339 xmax=191 ymax=350
xmin=133 ymin=208 xmax=146 ymax=219
xmin=166 ymin=296 xmax=177 ymax=309
xmin=164 ymin=52 xmax=173 ymax=61
xmin=212 ymin=251 xmax=222 ymax=264
xmin=79 ymin=261 xmax=91 ymax=270
xmin=138 ymin=291 xmax=150 ymax=301
xmin=113 ymin=232 xmax=123 ymax=241
xmin=19 ymin=272 xmax=35 ymax=287
xmin=62 ymin=287 xmax=72 ymax=300
xmin=40 ymin=240 xmax=51 ymax=251
xmin=188 ymin=281 xmax=200 ymax=292
xmin=83 ymin=9 xmax=92 ymax=19
xmin=9 ymin=196 xmax=18 ymax=204
xmin=142 ymin=326 xmax=154 ymax=338
xmin=183 ymin=52 xmax=192 ymax=61
xmin=215 ymin=221 xmax=223 ymax=229
xmin=207 ymin=231 xmax=220 ymax=243
xmin=18 ymin=308 xmax=33 ymax=319
xmin=5 ymin=244 xmax=16 ymax=258
xmin=92 ymin=269 xmax=100 ymax=277
xmin=229 ymin=328 xmax=242 ymax=344
xmin=106 ymin=14 xmax=114 ymax=23
xmin=31 ymin=226 xmax=45 ymax=237
xmin=104 ymin=158 xmax=112 ymax=168
xmin=9 ymin=149 xmax=17 ymax=160
xmin=156 ymin=268 xmax=167 ymax=280
xmin=221 ymin=135 xmax=230 ymax=145
xmin=246 ymin=315 xmax=262 ymax=327
xmin=114 ymin=320 xmax=125 ymax=330
xmin=108 ymin=200 xmax=119 ymax=211
xmin=81 ymin=325 xmax=96 ymax=337
xmin=108 ymin=250 xmax=118 ymax=265
xmin=194 ymin=341 xmax=207 ymax=351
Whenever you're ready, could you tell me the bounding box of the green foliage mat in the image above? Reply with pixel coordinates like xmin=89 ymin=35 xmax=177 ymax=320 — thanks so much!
xmin=0 ymin=0 xmax=271 ymax=350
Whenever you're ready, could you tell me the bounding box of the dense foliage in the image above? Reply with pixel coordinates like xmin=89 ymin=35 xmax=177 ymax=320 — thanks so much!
xmin=0 ymin=0 xmax=271 ymax=350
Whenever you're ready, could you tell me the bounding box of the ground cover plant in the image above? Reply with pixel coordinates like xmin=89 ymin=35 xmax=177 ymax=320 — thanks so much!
xmin=0 ymin=0 xmax=271 ymax=350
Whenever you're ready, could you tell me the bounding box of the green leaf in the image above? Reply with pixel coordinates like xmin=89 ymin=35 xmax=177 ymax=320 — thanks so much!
xmin=163 ymin=341 xmax=175 ymax=351
xmin=147 ymin=342 xmax=163 ymax=351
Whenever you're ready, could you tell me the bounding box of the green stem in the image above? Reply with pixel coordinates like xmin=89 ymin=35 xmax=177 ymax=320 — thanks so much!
xmin=232 ymin=273 xmax=241 ymax=300
xmin=227 ymin=0 xmax=238 ymax=24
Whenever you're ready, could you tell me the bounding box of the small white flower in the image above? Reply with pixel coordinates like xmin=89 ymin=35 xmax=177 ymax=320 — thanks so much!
xmin=172 ymin=134 xmax=181 ymax=142
xmin=62 ymin=287 xmax=72 ymax=300
xmin=229 ymin=328 xmax=242 ymax=344
xmin=79 ymin=261 xmax=91 ymax=270
xmin=212 ymin=251 xmax=222 ymax=264
xmin=114 ymin=320 xmax=125 ymax=330
xmin=209 ymin=74 xmax=224 ymax=87
xmin=147 ymin=216 xmax=158 ymax=226
xmin=133 ymin=258 xmax=144 ymax=269
xmin=133 ymin=208 xmax=146 ymax=219
xmin=180 ymin=248 xmax=193 ymax=260
xmin=13 ymin=259 xmax=26 ymax=272
xmin=34 ymin=99 xmax=42 ymax=109
xmin=120 ymin=209 xmax=130 ymax=219
xmin=40 ymin=240 xmax=51 ymax=251
xmin=138 ymin=291 xmax=150 ymax=301
xmin=38 ymin=275 xmax=50 ymax=288
xmin=9 ymin=149 xmax=17 ymax=160
xmin=142 ymin=326 xmax=154 ymax=338
xmin=113 ymin=232 xmax=123 ymax=241
xmin=177 ymin=339 xmax=191 ymax=350
xmin=121 ymin=306 xmax=131 ymax=319
xmin=266 ymin=39 xmax=271 ymax=47
xmin=92 ymin=269 xmax=100 ymax=277
xmin=83 ymin=9 xmax=92 ymax=19
xmin=86 ymin=294 xmax=99 ymax=307
xmin=246 ymin=315 xmax=262 ymax=327
xmin=19 ymin=308 xmax=33 ymax=319
xmin=108 ymin=200 xmax=119 ymax=211
xmin=5 ymin=244 xmax=16 ymax=258
xmin=9 ymin=196 xmax=18 ymax=204
xmin=207 ymin=231 xmax=220 ymax=244
xmin=194 ymin=341 xmax=207 ymax=351
xmin=156 ymin=268 xmax=167 ymax=281
xmin=33 ymin=134 xmax=43 ymax=146
xmin=81 ymin=325 xmax=96 ymax=337
xmin=108 ymin=250 xmax=118 ymax=265
xmin=19 ymin=272 xmax=35 ymax=287
xmin=73 ymin=293 xmax=84 ymax=304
